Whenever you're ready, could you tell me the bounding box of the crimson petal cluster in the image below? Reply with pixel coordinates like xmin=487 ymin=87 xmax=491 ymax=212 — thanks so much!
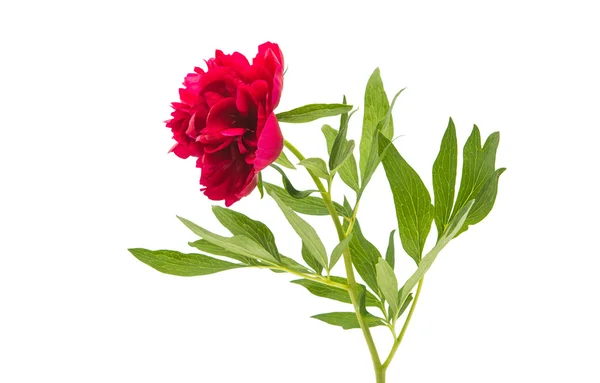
xmin=166 ymin=43 xmax=285 ymax=206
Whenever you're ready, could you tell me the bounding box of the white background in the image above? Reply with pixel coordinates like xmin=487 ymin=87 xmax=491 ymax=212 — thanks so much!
xmin=1 ymin=0 xmax=599 ymax=382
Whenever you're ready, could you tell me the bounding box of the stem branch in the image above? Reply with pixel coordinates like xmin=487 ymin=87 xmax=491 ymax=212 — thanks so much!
xmin=284 ymin=139 xmax=383 ymax=376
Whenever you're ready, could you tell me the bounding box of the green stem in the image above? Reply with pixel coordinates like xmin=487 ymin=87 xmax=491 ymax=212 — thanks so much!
xmin=382 ymin=277 xmax=425 ymax=370
xmin=375 ymin=365 xmax=386 ymax=383
xmin=259 ymin=264 xmax=348 ymax=290
xmin=284 ymin=139 xmax=383 ymax=378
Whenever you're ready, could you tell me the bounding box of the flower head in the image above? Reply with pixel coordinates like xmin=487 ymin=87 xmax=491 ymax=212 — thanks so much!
xmin=166 ymin=43 xmax=285 ymax=206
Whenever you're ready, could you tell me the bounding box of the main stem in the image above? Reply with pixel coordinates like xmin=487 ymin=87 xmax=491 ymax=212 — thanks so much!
xmin=283 ymin=140 xmax=383 ymax=379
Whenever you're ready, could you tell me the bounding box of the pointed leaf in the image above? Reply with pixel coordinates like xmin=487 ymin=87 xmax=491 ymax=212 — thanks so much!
xmin=188 ymin=239 xmax=259 ymax=265
xmin=329 ymin=234 xmax=353 ymax=270
xmin=322 ymin=124 xmax=359 ymax=191
xmin=128 ymin=248 xmax=244 ymax=276
xmin=270 ymin=163 xmax=318 ymax=199
xmin=379 ymin=135 xmax=434 ymax=264
xmin=263 ymin=183 xmax=345 ymax=216
xmin=298 ymin=158 xmax=329 ymax=179
xmin=274 ymin=150 xmax=296 ymax=169
xmin=376 ymin=258 xmax=399 ymax=314
xmin=452 ymin=127 xmax=500 ymax=220
xmin=385 ymin=230 xmax=396 ymax=269
xmin=257 ymin=172 xmax=265 ymax=199
xmin=359 ymin=89 xmax=405 ymax=193
xmin=457 ymin=167 xmax=506 ymax=235
xmin=396 ymin=293 xmax=413 ymax=319
xmin=212 ymin=206 xmax=280 ymax=262
xmin=177 ymin=216 xmax=278 ymax=264
xmin=276 ymin=104 xmax=353 ymax=123
xmin=349 ymin=220 xmax=382 ymax=293
xmin=311 ymin=312 xmax=385 ymax=330
xmin=269 ymin=192 xmax=329 ymax=271
xmin=291 ymin=277 xmax=380 ymax=307
xmin=359 ymin=68 xmax=392 ymax=176
xmin=279 ymin=254 xmax=313 ymax=274
xmin=302 ymin=242 xmax=323 ymax=275
xmin=398 ymin=200 xmax=475 ymax=307
xmin=433 ymin=118 xmax=458 ymax=238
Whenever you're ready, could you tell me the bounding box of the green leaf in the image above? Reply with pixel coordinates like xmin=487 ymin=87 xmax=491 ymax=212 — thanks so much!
xmin=188 ymin=239 xmax=259 ymax=265
xmin=263 ymin=183 xmax=345 ymax=216
xmin=433 ymin=118 xmax=458 ymax=238
xmin=311 ymin=312 xmax=385 ymax=330
xmin=329 ymin=234 xmax=353 ymax=270
xmin=279 ymin=254 xmax=312 ymax=274
xmin=457 ymin=167 xmax=506 ymax=235
xmin=276 ymin=104 xmax=353 ymax=123
xmin=298 ymin=158 xmax=329 ymax=179
xmin=322 ymin=124 xmax=359 ymax=192
xmin=302 ymin=242 xmax=323 ymax=275
xmin=177 ymin=216 xmax=278 ymax=264
xmin=268 ymin=192 xmax=329 ymax=272
xmin=398 ymin=200 xmax=475 ymax=308
xmin=291 ymin=278 xmax=380 ymax=307
xmin=270 ymin=163 xmax=318 ymax=199
xmin=376 ymin=258 xmax=399 ymax=314
xmin=128 ymin=248 xmax=244 ymax=276
xmin=274 ymin=150 xmax=296 ymax=170
xmin=379 ymin=135 xmax=434 ymax=264
xmin=397 ymin=293 xmax=413 ymax=319
xmin=359 ymin=68 xmax=392 ymax=177
xmin=359 ymin=89 xmax=405 ymax=194
xmin=451 ymin=127 xmax=500 ymax=220
xmin=385 ymin=230 xmax=396 ymax=270
xmin=212 ymin=206 xmax=280 ymax=262
xmin=349 ymin=220 xmax=382 ymax=294
xmin=257 ymin=172 xmax=265 ymax=199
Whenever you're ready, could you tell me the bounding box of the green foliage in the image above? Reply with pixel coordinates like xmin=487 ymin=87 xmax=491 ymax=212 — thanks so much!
xmin=257 ymin=172 xmax=265 ymax=199
xmin=359 ymin=68 xmax=393 ymax=177
xmin=274 ymin=150 xmax=297 ymax=169
xmin=376 ymin=258 xmax=399 ymax=314
xmin=379 ymin=135 xmax=434 ymax=264
xmin=302 ymin=242 xmax=323 ymax=275
xmin=329 ymin=234 xmax=353 ymax=270
xmin=433 ymin=118 xmax=458 ymax=238
xmin=128 ymin=248 xmax=244 ymax=276
xmin=311 ymin=312 xmax=385 ymax=330
xmin=359 ymin=89 xmax=404 ymax=194
xmin=298 ymin=158 xmax=329 ymax=179
xmin=398 ymin=200 xmax=475 ymax=308
xmin=291 ymin=277 xmax=380 ymax=307
xmin=322 ymin=124 xmax=360 ymax=191
xmin=177 ymin=216 xmax=278 ymax=264
xmin=349 ymin=220 xmax=382 ymax=294
xmin=276 ymin=103 xmax=353 ymax=123
xmin=188 ymin=239 xmax=258 ymax=265
xmin=270 ymin=164 xmax=318 ymax=199
xmin=269 ymin=192 xmax=329 ymax=272
xmin=263 ymin=183 xmax=346 ymax=216
xmin=458 ymin=167 xmax=505 ymax=234
xmin=385 ymin=230 xmax=396 ymax=269
xmin=396 ymin=293 xmax=413 ymax=319
xmin=212 ymin=206 xmax=280 ymax=262
xmin=451 ymin=127 xmax=500 ymax=222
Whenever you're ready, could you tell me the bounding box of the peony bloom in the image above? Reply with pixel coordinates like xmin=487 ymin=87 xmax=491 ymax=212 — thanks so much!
xmin=166 ymin=43 xmax=285 ymax=206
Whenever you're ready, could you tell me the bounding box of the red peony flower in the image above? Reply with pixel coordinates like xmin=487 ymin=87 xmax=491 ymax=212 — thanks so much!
xmin=166 ymin=42 xmax=285 ymax=206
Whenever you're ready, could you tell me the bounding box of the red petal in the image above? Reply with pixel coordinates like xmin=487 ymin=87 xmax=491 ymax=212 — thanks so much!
xmin=253 ymin=113 xmax=283 ymax=172
xmin=221 ymin=128 xmax=246 ymax=137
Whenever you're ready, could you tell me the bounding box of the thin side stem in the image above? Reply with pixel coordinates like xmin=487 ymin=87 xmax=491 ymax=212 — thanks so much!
xmin=258 ymin=264 xmax=349 ymax=290
xmin=382 ymin=277 xmax=425 ymax=370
